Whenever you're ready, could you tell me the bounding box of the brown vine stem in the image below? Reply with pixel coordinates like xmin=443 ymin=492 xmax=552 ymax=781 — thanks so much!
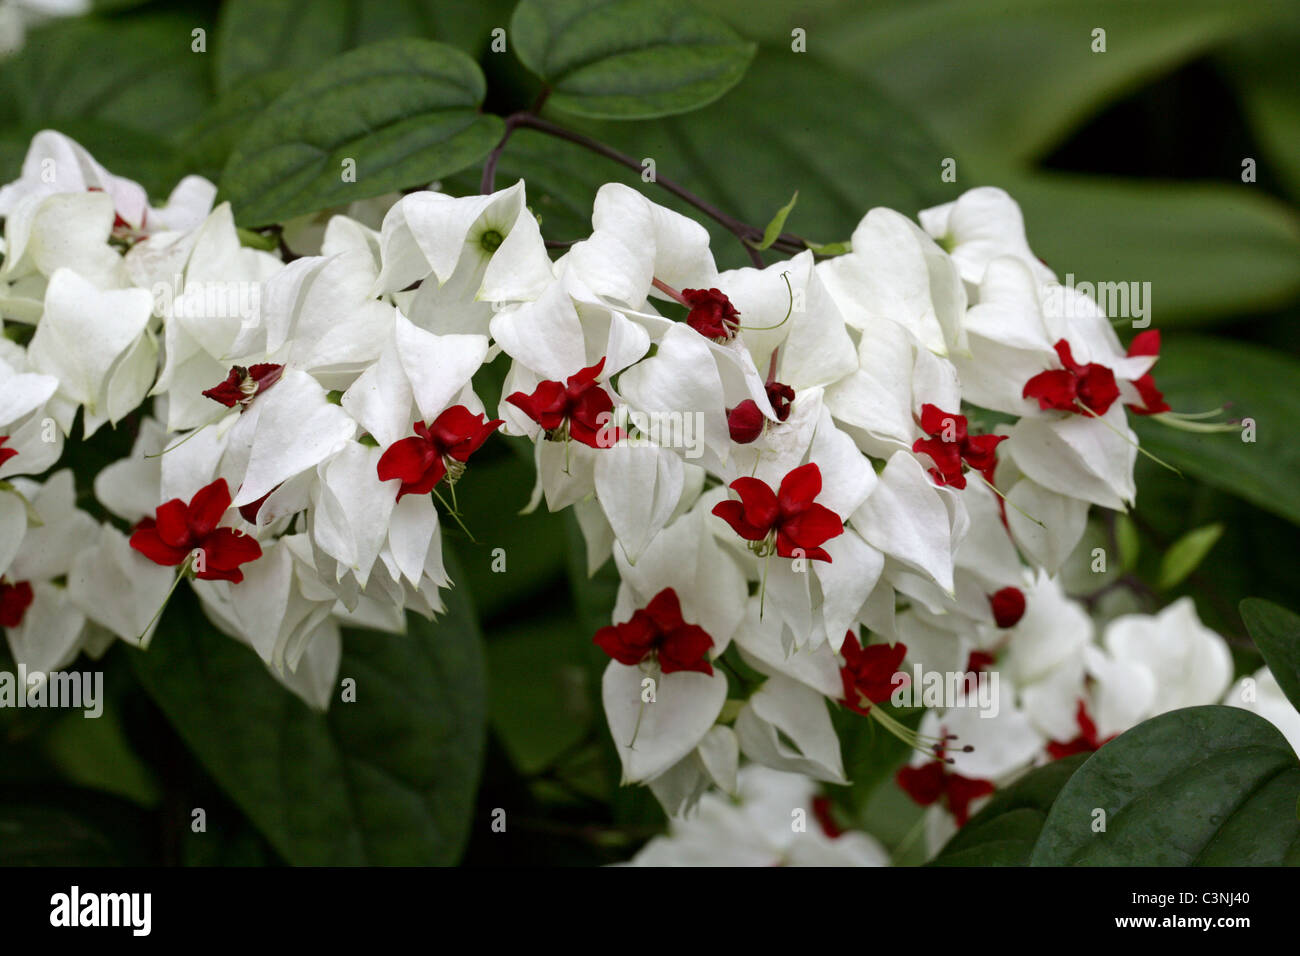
xmin=480 ymin=108 xmax=811 ymax=267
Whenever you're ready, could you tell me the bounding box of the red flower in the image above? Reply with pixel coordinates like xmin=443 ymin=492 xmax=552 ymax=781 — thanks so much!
xmin=0 ymin=579 xmax=34 ymax=628
xmin=811 ymin=796 xmax=843 ymax=839
xmin=911 ymin=404 xmax=1006 ymax=489
xmin=1124 ymin=330 xmax=1170 ymax=416
xmin=202 ymin=364 xmax=284 ymax=409
xmin=1022 ymin=340 xmax=1119 ymax=415
xmin=897 ymin=761 xmax=995 ymax=827
xmin=839 ymin=632 xmax=907 ymax=715
xmin=1046 ymin=699 xmax=1115 ymax=760
xmin=129 ymin=479 xmax=263 ymax=583
xmin=896 ymin=743 xmax=995 ymax=827
xmin=726 ymin=400 xmax=765 ymax=444
xmin=711 ymin=462 xmax=843 ymax=561
xmin=592 ymin=587 xmax=715 ymax=675
xmin=989 ymin=586 xmax=1026 ymax=628
xmin=765 ymin=380 xmax=795 ymax=421
xmin=0 ymin=436 xmax=16 ymax=468
xmin=682 ymin=287 xmax=740 ymax=341
xmin=966 ymin=649 xmax=996 ymax=674
xmin=505 ymin=358 xmax=620 ymax=448
xmin=726 ymin=381 xmax=796 ymax=445
xmin=377 ymin=405 xmax=502 ymax=500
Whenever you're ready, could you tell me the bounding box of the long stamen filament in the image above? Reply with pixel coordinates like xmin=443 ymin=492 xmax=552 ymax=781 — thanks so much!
xmin=1074 ymin=400 xmax=1182 ymax=476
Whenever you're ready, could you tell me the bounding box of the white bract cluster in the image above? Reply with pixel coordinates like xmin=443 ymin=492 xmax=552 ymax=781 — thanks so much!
xmin=2 ymin=132 xmax=1293 ymax=856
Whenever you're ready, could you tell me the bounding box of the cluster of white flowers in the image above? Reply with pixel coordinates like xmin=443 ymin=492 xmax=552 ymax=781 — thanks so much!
xmin=2 ymin=131 xmax=1295 ymax=859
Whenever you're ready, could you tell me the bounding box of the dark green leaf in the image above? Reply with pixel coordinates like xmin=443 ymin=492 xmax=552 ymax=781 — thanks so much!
xmin=214 ymin=0 xmax=513 ymax=91
xmin=832 ymin=704 xmax=919 ymax=817
xmin=930 ymin=754 xmax=1086 ymax=866
xmin=1003 ymin=170 xmax=1300 ymax=325
xmin=1133 ymin=335 xmax=1300 ymax=526
xmin=1241 ymin=598 xmax=1300 ymax=713
xmin=458 ymin=51 xmax=952 ymax=269
xmin=1031 ymin=706 xmax=1300 ymax=865
xmin=807 ymin=0 xmax=1299 ymax=165
xmin=220 ymin=39 xmax=503 ymax=226
xmin=0 ymin=14 xmax=213 ymax=141
xmin=129 ymin=570 xmax=486 ymax=865
xmin=180 ymin=70 xmax=297 ymax=183
xmin=511 ymin=0 xmax=756 ymax=119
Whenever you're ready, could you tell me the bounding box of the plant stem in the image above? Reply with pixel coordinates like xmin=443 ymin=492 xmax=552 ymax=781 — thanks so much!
xmin=481 ymin=109 xmax=813 ymax=266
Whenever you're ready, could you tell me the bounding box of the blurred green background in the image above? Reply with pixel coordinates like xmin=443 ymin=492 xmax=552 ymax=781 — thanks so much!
xmin=1 ymin=0 xmax=1298 ymax=866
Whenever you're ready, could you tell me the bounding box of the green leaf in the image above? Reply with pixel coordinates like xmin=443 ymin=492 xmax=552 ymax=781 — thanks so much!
xmin=180 ymin=70 xmax=297 ymax=184
xmin=463 ymin=51 xmax=952 ymax=269
xmin=1158 ymin=522 xmax=1224 ymax=590
xmin=930 ymin=755 xmax=1086 ymax=866
xmin=1241 ymin=598 xmax=1300 ymax=713
xmin=220 ymin=39 xmax=503 ymax=226
xmin=1218 ymin=22 xmax=1300 ymax=203
xmin=450 ymin=451 xmax=571 ymax=618
xmin=0 ymin=800 xmax=150 ymax=865
xmin=484 ymin=610 xmax=597 ymax=775
xmin=832 ymin=705 xmax=919 ymax=817
xmin=806 ymin=0 xmax=1300 ymax=165
xmin=1031 ymin=706 xmax=1300 ymax=865
xmin=0 ymin=13 xmax=214 ymax=141
xmin=1132 ymin=335 xmax=1300 ymax=526
xmin=129 ymin=575 xmax=486 ymax=865
xmin=213 ymin=0 xmax=514 ymax=91
xmin=511 ymin=0 xmax=757 ymax=119
xmin=749 ymin=190 xmax=797 ymax=250
xmin=1005 ymin=171 xmax=1300 ymax=325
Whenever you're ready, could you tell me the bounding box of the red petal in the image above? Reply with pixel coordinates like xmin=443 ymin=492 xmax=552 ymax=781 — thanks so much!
xmin=1126 ymin=373 xmax=1170 ymax=415
xmin=989 ymin=586 xmax=1026 ymax=628
xmin=506 ymin=380 xmax=567 ymax=431
xmin=154 ymin=499 xmax=193 ymax=549
xmin=0 ymin=580 xmax=34 ymax=628
xmin=711 ymin=499 xmax=768 ymax=541
xmin=129 ymin=525 xmax=192 ymax=567
xmin=197 ymin=522 xmax=263 ymax=574
xmin=913 ymin=436 xmax=964 ymax=486
xmin=1127 ymin=330 xmax=1161 ymax=358
xmin=378 ymin=435 xmax=435 ymax=484
xmin=730 ymin=476 xmax=780 ymax=531
xmin=1075 ymin=363 xmax=1119 ymax=415
xmin=642 ymin=587 xmax=685 ymax=632
xmin=777 ymin=462 xmax=823 ymax=514
xmin=726 ymin=400 xmax=765 ymax=444
xmin=1022 ymin=369 xmax=1078 ymax=411
xmin=960 ymin=433 xmax=1005 ymax=472
xmin=658 ymin=623 xmax=715 ymax=675
xmin=1052 ymin=339 xmax=1082 ymax=373
xmin=187 ymin=479 xmax=232 ymax=539
xmin=896 ymin=761 xmax=947 ymax=806
xmin=566 ymin=357 xmax=607 ymax=392
xmin=202 ymin=368 xmax=245 ymax=407
xmin=779 ymin=502 xmax=843 ymax=552
xmin=918 ymin=403 xmax=967 ymax=442
xmin=945 ymin=773 xmax=995 ymax=827
xmin=593 ymin=612 xmax=658 ymax=666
